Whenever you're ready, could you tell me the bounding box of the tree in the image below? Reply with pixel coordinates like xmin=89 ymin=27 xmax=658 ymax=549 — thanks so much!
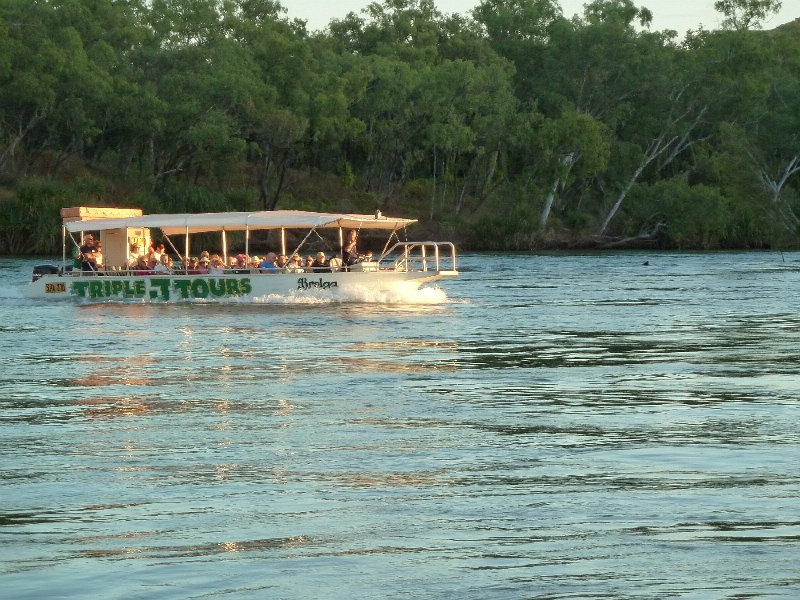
xmin=0 ymin=0 xmax=131 ymax=175
xmin=563 ymin=2 xmax=709 ymax=235
xmin=534 ymin=111 xmax=610 ymax=228
xmin=714 ymin=0 xmax=783 ymax=31
xmin=473 ymin=0 xmax=563 ymax=103
xmin=738 ymin=50 xmax=800 ymax=233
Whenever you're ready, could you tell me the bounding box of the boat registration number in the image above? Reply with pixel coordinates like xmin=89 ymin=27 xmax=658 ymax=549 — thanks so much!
xmin=45 ymin=283 xmax=67 ymax=293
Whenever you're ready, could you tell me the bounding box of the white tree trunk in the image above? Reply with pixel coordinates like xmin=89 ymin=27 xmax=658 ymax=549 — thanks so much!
xmin=539 ymin=153 xmax=577 ymax=229
xmin=539 ymin=177 xmax=560 ymax=229
xmin=598 ymin=136 xmax=675 ymax=235
xmin=0 ymin=111 xmax=47 ymax=172
xmin=598 ymin=163 xmax=645 ymax=235
xmin=761 ymin=154 xmax=800 ymax=203
xmin=599 ymin=104 xmax=707 ymax=236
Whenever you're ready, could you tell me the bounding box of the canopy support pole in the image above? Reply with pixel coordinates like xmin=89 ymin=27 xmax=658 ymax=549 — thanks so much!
xmin=163 ymin=235 xmax=183 ymax=263
xmin=222 ymin=229 xmax=227 ymax=264
xmin=287 ymin=228 xmax=317 ymax=262
xmin=380 ymin=228 xmax=401 ymax=259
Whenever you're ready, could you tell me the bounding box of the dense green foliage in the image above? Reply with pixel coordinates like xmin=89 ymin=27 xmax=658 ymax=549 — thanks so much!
xmin=1 ymin=0 xmax=798 ymax=253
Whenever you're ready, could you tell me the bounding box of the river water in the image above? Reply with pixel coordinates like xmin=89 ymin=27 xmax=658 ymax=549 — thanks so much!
xmin=1 ymin=252 xmax=799 ymax=599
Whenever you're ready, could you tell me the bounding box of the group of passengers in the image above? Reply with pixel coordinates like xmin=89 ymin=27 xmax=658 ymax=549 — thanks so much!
xmin=77 ymin=230 xmax=371 ymax=275
xmin=123 ymin=248 xmax=359 ymax=275
xmin=125 ymin=241 xmax=176 ymax=274
xmin=251 ymin=251 xmax=342 ymax=274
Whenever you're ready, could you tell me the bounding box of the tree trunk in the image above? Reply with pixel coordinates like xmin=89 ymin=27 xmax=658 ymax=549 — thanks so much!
xmin=598 ymin=161 xmax=649 ymax=235
xmin=0 ymin=111 xmax=47 ymax=173
xmin=456 ymin=153 xmax=480 ymax=215
xmin=484 ymin=151 xmax=498 ymax=193
xmin=430 ymin=148 xmax=437 ymax=220
xmin=598 ymin=135 xmax=676 ymax=235
xmin=259 ymin=148 xmax=273 ymax=209
xmin=539 ymin=153 xmax=577 ymax=229
xmin=761 ymin=154 xmax=800 ymax=204
xmin=0 ymin=133 xmax=26 ymax=174
xmin=268 ymin=151 xmax=291 ymax=211
xmin=539 ymin=177 xmax=560 ymax=229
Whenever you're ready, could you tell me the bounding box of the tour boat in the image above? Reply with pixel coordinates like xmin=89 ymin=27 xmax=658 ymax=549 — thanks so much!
xmin=26 ymin=207 xmax=458 ymax=302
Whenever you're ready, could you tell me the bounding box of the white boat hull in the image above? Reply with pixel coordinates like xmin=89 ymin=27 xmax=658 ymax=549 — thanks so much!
xmin=25 ymin=269 xmax=457 ymax=303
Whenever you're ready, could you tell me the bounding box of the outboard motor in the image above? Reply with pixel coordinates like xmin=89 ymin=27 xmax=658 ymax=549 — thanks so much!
xmin=32 ymin=264 xmax=61 ymax=282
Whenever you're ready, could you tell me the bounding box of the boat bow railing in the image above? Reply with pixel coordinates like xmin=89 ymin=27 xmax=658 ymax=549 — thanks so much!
xmin=380 ymin=241 xmax=457 ymax=273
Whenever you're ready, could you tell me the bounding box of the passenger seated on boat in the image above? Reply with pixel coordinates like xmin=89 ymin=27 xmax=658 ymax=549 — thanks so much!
xmin=93 ymin=241 xmax=105 ymax=270
xmin=153 ymin=254 xmax=172 ymax=274
xmin=78 ymin=234 xmax=98 ymax=272
xmin=235 ymin=254 xmax=248 ymax=268
xmin=209 ymin=255 xmax=226 ymax=274
xmin=258 ymin=252 xmax=278 ymax=273
xmin=197 ymin=256 xmax=210 ymax=274
xmin=128 ymin=243 xmax=142 ymax=269
xmin=304 ymin=256 xmax=315 ymax=271
xmin=151 ymin=242 xmax=165 ymax=263
xmin=342 ymin=229 xmax=359 ymax=266
xmin=249 ymin=256 xmax=261 ymax=269
xmin=287 ymin=254 xmax=303 ymax=273
xmin=276 ymin=254 xmax=289 ymax=271
xmin=134 ymin=255 xmax=151 ymax=275
xmin=181 ymin=256 xmax=198 ymax=274
xmin=329 ymin=256 xmax=342 ymax=272
xmin=312 ymin=251 xmax=330 ymax=273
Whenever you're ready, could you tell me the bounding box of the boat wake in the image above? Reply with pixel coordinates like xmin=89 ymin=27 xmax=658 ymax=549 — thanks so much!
xmin=0 ymin=286 xmax=25 ymax=300
xmin=252 ymin=285 xmax=451 ymax=305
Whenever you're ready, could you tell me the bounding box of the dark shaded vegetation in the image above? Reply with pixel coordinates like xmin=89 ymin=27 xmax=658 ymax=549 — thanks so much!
xmin=0 ymin=0 xmax=797 ymax=254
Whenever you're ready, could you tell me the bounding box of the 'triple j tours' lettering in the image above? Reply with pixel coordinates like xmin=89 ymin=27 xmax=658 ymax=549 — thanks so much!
xmin=71 ymin=278 xmax=254 ymax=300
xmin=69 ymin=276 xmax=339 ymax=300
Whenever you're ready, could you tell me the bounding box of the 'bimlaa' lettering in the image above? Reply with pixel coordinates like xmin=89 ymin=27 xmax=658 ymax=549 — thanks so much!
xmin=297 ymin=277 xmax=338 ymax=290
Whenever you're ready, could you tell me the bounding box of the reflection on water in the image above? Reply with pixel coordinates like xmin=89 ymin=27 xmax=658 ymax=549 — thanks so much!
xmin=78 ymin=535 xmax=314 ymax=559
xmin=2 ymin=253 xmax=800 ymax=598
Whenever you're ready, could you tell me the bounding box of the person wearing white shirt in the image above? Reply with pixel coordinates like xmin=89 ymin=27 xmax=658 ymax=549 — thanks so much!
xmin=152 ymin=254 xmax=172 ymax=274
xmin=128 ymin=243 xmax=142 ymax=269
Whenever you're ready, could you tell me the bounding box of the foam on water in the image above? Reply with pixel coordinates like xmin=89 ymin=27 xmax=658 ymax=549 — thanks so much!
xmin=0 ymin=285 xmax=25 ymax=300
xmin=253 ymin=283 xmax=451 ymax=305
xmin=342 ymin=283 xmax=450 ymax=304
xmin=251 ymin=292 xmax=335 ymax=305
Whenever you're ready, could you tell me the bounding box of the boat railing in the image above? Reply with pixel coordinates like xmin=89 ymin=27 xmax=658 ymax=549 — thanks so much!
xmin=54 ymin=241 xmax=457 ymax=276
xmin=379 ymin=241 xmax=457 ymax=273
xmin=58 ymin=266 xmax=361 ymax=276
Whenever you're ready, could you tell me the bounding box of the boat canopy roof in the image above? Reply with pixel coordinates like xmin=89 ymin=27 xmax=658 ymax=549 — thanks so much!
xmin=63 ymin=209 xmax=417 ymax=235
